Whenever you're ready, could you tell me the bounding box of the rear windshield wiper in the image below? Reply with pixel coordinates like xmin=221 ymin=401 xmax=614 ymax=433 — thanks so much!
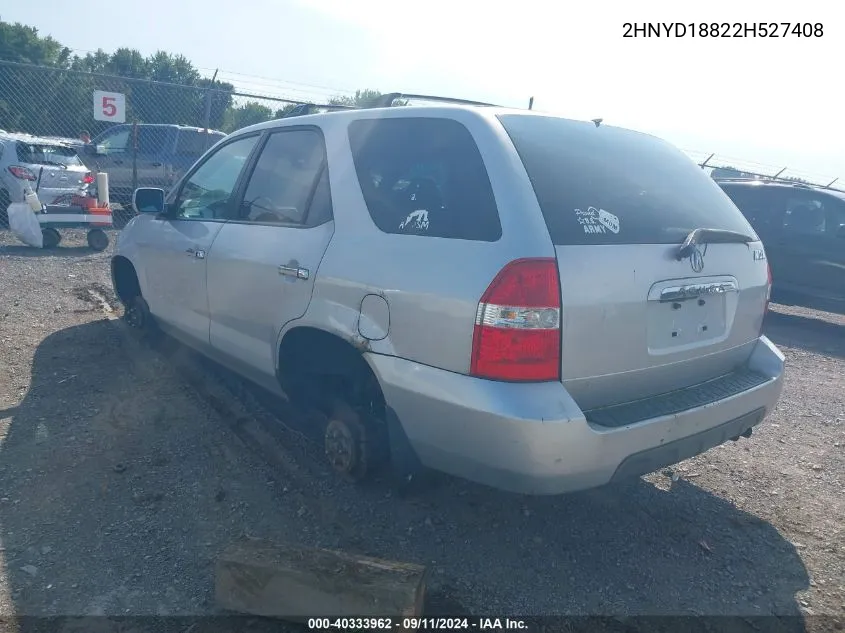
xmin=676 ymin=228 xmax=755 ymax=261
xmin=32 ymin=160 xmax=69 ymax=169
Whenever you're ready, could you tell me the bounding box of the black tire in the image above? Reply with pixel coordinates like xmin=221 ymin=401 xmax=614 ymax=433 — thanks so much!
xmin=0 ymin=189 xmax=10 ymax=229
xmin=41 ymin=228 xmax=61 ymax=249
xmin=87 ymin=228 xmax=109 ymax=251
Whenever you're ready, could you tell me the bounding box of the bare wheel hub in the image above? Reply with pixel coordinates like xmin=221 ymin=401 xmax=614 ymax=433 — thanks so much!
xmin=124 ymin=297 xmax=149 ymax=330
xmin=324 ymin=411 xmax=367 ymax=480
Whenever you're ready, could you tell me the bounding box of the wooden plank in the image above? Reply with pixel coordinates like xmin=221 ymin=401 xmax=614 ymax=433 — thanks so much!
xmin=215 ymin=537 xmax=427 ymax=620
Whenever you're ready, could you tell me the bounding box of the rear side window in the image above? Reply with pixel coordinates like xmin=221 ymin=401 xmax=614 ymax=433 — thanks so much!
xmin=498 ymin=114 xmax=757 ymax=245
xmin=176 ymin=130 xmax=219 ymax=156
xmin=347 ymin=118 xmax=501 ymax=241
xmin=16 ymin=143 xmax=83 ymax=167
xmin=782 ymin=191 xmax=845 ymax=238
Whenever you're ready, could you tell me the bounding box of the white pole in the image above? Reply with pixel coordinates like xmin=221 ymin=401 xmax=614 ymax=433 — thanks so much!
xmin=25 ymin=187 xmax=42 ymax=213
xmin=96 ymin=172 xmax=110 ymax=207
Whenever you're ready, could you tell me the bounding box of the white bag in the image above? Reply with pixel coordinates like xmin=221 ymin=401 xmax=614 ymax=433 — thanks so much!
xmin=8 ymin=202 xmax=43 ymax=248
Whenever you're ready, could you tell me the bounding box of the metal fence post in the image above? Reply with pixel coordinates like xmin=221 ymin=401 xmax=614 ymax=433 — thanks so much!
xmin=132 ymin=120 xmax=138 ymax=195
xmin=202 ymin=69 xmax=219 ymax=152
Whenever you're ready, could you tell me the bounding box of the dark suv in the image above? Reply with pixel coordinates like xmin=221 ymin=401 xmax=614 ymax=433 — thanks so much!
xmin=80 ymin=124 xmax=226 ymax=211
xmin=717 ymin=179 xmax=845 ymax=307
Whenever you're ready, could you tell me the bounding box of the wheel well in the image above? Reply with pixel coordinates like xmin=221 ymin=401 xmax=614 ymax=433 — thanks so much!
xmin=278 ymin=327 xmax=385 ymax=418
xmin=111 ymin=256 xmax=141 ymax=304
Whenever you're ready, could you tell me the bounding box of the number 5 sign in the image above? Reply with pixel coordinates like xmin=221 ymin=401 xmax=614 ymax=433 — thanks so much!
xmin=93 ymin=90 xmax=126 ymax=123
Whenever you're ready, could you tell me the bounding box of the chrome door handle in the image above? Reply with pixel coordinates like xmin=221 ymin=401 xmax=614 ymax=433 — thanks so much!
xmin=278 ymin=265 xmax=309 ymax=280
xmin=186 ymin=248 xmax=205 ymax=259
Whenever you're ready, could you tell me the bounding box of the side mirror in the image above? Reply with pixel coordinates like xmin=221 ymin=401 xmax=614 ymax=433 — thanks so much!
xmin=133 ymin=187 xmax=166 ymax=214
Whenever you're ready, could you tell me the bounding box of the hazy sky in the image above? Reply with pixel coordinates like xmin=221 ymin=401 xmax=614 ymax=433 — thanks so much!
xmin=4 ymin=0 xmax=842 ymax=180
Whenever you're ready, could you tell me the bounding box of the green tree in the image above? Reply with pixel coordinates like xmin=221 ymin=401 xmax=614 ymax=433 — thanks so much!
xmin=0 ymin=18 xmax=394 ymax=139
xmin=222 ymin=101 xmax=275 ymax=132
xmin=329 ymin=89 xmax=384 ymax=107
xmin=0 ymin=19 xmax=70 ymax=66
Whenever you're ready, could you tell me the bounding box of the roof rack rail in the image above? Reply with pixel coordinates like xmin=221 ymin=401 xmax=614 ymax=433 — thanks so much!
xmin=712 ymin=176 xmax=817 ymax=189
xmin=372 ymin=92 xmax=500 ymax=108
xmin=280 ymin=103 xmax=357 ymax=118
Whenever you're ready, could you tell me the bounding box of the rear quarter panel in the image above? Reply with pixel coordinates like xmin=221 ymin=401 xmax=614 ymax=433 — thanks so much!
xmin=289 ymin=109 xmax=555 ymax=375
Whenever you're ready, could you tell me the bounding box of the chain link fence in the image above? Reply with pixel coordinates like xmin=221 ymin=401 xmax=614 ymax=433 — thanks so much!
xmin=1 ymin=58 xmax=842 ymax=230
xmin=0 ymin=59 xmax=308 ymax=226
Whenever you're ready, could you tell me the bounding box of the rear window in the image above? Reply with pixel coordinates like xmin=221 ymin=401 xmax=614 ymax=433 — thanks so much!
xmin=16 ymin=143 xmax=83 ymax=168
xmin=498 ymin=114 xmax=757 ymax=245
xmin=347 ymin=117 xmax=502 ymax=241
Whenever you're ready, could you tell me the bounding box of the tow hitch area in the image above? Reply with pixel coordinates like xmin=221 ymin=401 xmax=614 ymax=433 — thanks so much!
xmin=731 ymin=427 xmax=754 ymax=442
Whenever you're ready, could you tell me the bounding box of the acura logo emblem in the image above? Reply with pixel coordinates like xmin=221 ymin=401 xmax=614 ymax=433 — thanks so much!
xmin=690 ymin=243 xmax=706 ymax=273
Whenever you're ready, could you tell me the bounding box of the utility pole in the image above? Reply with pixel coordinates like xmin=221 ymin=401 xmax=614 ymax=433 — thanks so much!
xmin=202 ymin=68 xmax=219 ymax=150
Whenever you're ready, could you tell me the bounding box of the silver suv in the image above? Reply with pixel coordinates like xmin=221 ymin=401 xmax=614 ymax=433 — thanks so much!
xmin=0 ymin=132 xmax=93 ymax=227
xmin=111 ymin=99 xmax=785 ymax=495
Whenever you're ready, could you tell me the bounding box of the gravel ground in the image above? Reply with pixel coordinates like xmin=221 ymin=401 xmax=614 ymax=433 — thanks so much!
xmin=0 ymin=230 xmax=843 ymax=632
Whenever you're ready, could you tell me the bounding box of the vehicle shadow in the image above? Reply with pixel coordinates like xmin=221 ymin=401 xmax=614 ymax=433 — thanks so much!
xmin=764 ymin=309 xmax=845 ymax=360
xmin=0 ymin=319 xmax=296 ymax=626
xmin=0 ymin=320 xmax=810 ymax=631
xmin=351 ymin=470 xmax=811 ymax=625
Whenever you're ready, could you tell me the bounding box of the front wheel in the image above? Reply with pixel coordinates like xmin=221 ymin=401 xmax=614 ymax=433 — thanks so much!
xmin=123 ymin=295 xmax=156 ymax=333
xmin=87 ymin=228 xmax=109 ymax=251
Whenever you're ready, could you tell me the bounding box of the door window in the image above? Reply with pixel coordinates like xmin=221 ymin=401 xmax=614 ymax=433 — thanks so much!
xmin=238 ymin=129 xmax=330 ymax=226
xmin=721 ymin=184 xmax=780 ymax=235
xmin=136 ymin=127 xmax=172 ymax=155
xmin=823 ymin=199 xmax=845 ymax=238
xmin=97 ymin=127 xmax=131 ymax=155
xmin=172 ymin=135 xmax=259 ymax=221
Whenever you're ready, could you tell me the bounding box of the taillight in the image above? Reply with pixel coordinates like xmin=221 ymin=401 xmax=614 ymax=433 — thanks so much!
xmin=470 ymin=258 xmax=561 ymax=382
xmin=8 ymin=165 xmax=36 ymax=181
xmin=83 ymin=172 xmax=95 ymax=184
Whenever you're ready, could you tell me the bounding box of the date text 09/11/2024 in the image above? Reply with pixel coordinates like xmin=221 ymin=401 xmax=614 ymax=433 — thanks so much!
xmin=307 ymin=618 xmax=527 ymax=630
xmin=623 ymin=22 xmax=824 ymax=37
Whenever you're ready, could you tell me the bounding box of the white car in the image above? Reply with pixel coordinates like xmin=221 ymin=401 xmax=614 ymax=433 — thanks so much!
xmin=0 ymin=132 xmax=93 ymax=227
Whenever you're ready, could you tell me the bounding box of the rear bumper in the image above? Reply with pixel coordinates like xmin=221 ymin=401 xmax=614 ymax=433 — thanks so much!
xmin=365 ymin=336 xmax=785 ymax=495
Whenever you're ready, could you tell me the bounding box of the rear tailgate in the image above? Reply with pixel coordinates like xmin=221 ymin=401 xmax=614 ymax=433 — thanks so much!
xmin=498 ymin=114 xmax=769 ymax=411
